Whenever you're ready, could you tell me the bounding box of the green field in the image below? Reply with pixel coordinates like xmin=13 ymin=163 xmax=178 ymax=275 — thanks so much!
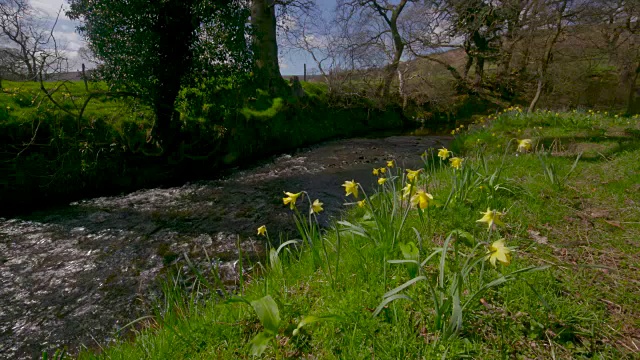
xmin=73 ymin=109 xmax=640 ymax=359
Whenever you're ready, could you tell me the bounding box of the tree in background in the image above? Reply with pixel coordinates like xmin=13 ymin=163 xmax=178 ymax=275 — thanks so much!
xmin=336 ymin=0 xmax=415 ymax=99
xmin=67 ymin=0 xmax=250 ymax=153
xmin=251 ymin=0 xmax=315 ymax=94
xmin=0 ymin=0 xmax=65 ymax=82
xmin=584 ymin=0 xmax=640 ymax=114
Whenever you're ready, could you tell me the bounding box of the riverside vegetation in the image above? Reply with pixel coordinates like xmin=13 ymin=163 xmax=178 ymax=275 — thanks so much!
xmin=0 ymin=80 xmax=403 ymax=215
xmin=70 ymin=109 xmax=640 ymax=359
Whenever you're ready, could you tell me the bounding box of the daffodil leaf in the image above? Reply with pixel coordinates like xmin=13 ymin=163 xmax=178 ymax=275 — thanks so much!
xmin=249 ymin=331 xmax=274 ymax=356
xmin=383 ymin=276 xmax=427 ymax=299
xmin=269 ymin=248 xmax=282 ymax=274
xmin=250 ymin=295 xmax=280 ymax=334
xmin=225 ymin=295 xmax=251 ymax=306
xmin=450 ymin=230 xmax=475 ymax=246
xmin=388 ymin=259 xmax=420 ymax=265
xmin=293 ymin=314 xmax=341 ymax=335
xmin=373 ymin=294 xmax=413 ymax=317
xmin=276 ymin=240 xmax=299 ymax=254
xmin=400 ymin=242 xmax=420 ymax=260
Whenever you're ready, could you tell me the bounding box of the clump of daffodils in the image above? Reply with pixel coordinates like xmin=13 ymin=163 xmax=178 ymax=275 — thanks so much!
xmin=342 ymin=180 xmax=359 ymax=198
xmin=517 ymin=139 xmax=533 ymax=153
xmin=476 ymin=208 xmax=505 ymax=230
xmin=410 ymin=189 xmax=433 ymax=209
xmin=487 ymin=239 xmax=511 ymax=267
xmin=402 ymin=183 xmax=412 ymax=198
xmin=438 ymin=147 xmax=451 ymax=161
xmin=282 ymin=192 xmax=302 ymax=210
xmin=311 ymin=199 xmax=323 ymax=214
xmin=406 ymin=169 xmax=421 ymax=182
xmin=449 ymin=157 xmax=463 ymax=170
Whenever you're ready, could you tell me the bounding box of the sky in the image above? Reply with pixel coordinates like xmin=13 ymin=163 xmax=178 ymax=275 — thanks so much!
xmin=28 ymin=0 xmax=337 ymax=75
xmin=29 ymin=0 xmax=85 ymax=71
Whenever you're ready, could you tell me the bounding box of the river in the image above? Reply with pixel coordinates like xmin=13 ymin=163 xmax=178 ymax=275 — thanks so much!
xmin=0 ymin=133 xmax=450 ymax=359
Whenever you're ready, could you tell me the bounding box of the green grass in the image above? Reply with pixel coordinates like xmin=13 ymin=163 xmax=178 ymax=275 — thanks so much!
xmin=70 ymin=110 xmax=639 ymax=359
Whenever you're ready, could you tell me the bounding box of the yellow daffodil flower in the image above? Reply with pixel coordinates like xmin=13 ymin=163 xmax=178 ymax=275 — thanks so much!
xmin=449 ymin=157 xmax=463 ymax=170
xmin=283 ymin=192 xmax=302 ymax=209
xmin=402 ymin=183 xmax=412 ymax=198
xmin=451 ymin=130 xmax=456 ymax=135
xmin=378 ymin=177 xmax=387 ymax=185
xmin=311 ymin=199 xmax=324 ymax=214
xmin=517 ymin=139 xmax=532 ymax=153
xmin=342 ymin=180 xmax=359 ymax=198
xmin=387 ymin=160 xmax=394 ymax=168
xmin=487 ymin=239 xmax=511 ymax=267
xmin=257 ymin=225 xmax=267 ymax=236
xmin=379 ymin=167 xmax=386 ymax=174
xmin=476 ymin=208 xmax=505 ymax=230
xmin=372 ymin=168 xmax=379 ymax=176
xmin=406 ymin=169 xmax=421 ymax=182
xmin=357 ymin=200 xmax=366 ymax=208
xmin=438 ymin=148 xmax=451 ymax=160
xmin=410 ymin=190 xmax=433 ymax=209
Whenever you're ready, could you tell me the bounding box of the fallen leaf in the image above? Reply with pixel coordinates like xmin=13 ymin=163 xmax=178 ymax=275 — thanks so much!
xmin=527 ymin=229 xmax=548 ymax=244
xmin=589 ymin=209 xmax=610 ymax=219
xmin=604 ymin=220 xmax=624 ymax=230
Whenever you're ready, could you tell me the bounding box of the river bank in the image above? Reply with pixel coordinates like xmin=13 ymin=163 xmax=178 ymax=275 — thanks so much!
xmin=0 ymin=133 xmax=450 ymax=359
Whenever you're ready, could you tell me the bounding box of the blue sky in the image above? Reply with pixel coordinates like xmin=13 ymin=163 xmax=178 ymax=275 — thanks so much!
xmin=281 ymin=0 xmax=336 ymax=75
xmin=28 ymin=0 xmax=337 ymax=75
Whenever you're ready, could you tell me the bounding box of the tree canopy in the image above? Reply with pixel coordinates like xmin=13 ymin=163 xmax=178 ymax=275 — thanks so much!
xmin=67 ymin=0 xmax=251 ymax=151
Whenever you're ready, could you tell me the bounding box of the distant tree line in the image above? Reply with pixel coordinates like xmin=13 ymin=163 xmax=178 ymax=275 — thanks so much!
xmin=2 ymin=0 xmax=638 ymax=154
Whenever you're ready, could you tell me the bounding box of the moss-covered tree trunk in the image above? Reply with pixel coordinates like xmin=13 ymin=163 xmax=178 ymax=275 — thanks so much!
xmin=251 ymin=0 xmax=287 ymax=94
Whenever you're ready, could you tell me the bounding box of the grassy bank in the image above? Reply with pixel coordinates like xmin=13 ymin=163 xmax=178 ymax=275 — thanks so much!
xmin=74 ymin=109 xmax=639 ymax=359
xmin=0 ymin=81 xmax=403 ymax=215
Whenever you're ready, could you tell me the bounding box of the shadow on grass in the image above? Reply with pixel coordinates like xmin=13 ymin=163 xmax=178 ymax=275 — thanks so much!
xmin=536 ymin=135 xmax=640 ymax=162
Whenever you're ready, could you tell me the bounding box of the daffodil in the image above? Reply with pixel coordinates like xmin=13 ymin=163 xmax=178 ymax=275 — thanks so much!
xmin=257 ymin=225 xmax=267 ymax=236
xmin=379 ymin=167 xmax=386 ymax=174
xmin=357 ymin=200 xmax=366 ymax=208
xmin=372 ymin=168 xmax=379 ymax=176
xmin=517 ymin=139 xmax=532 ymax=153
xmin=283 ymin=191 xmax=302 ymax=210
xmin=406 ymin=169 xmax=421 ymax=182
xmin=487 ymin=239 xmax=511 ymax=267
xmin=410 ymin=190 xmax=433 ymax=209
xmin=387 ymin=160 xmax=394 ymax=168
xmin=342 ymin=180 xmax=359 ymax=198
xmin=449 ymin=157 xmax=463 ymax=170
xmin=402 ymin=183 xmax=412 ymax=198
xmin=310 ymin=199 xmax=323 ymax=214
xmin=476 ymin=208 xmax=505 ymax=230
xmin=438 ymin=148 xmax=451 ymax=161
xmin=378 ymin=177 xmax=387 ymax=185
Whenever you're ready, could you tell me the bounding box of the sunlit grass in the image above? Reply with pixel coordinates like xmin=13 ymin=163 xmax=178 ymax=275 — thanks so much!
xmin=77 ymin=110 xmax=640 ymax=359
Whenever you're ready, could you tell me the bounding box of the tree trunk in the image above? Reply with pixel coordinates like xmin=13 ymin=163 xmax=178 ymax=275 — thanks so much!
xmin=528 ymin=1 xmax=566 ymax=113
xmin=151 ymin=0 xmax=198 ymax=154
xmin=474 ymin=56 xmax=485 ymax=89
xmin=381 ymin=56 xmax=400 ymax=99
xmin=397 ymin=66 xmax=407 ymax=110
xmin=626 ymin=61 xmax=640 ymax=114
xmin=251 ymin=0 xmax=286 ymax=94
xmin=463 ymin=55 xmax=473 ymax=80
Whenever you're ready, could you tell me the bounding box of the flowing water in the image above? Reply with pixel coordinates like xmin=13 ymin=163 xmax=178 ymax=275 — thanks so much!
xmin=0 ymin=133 xmax=450 ymax=359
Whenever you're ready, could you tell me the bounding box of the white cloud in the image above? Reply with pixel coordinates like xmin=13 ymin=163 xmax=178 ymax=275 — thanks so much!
xmin=30 ymin=0 xmax=86 ymax=70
